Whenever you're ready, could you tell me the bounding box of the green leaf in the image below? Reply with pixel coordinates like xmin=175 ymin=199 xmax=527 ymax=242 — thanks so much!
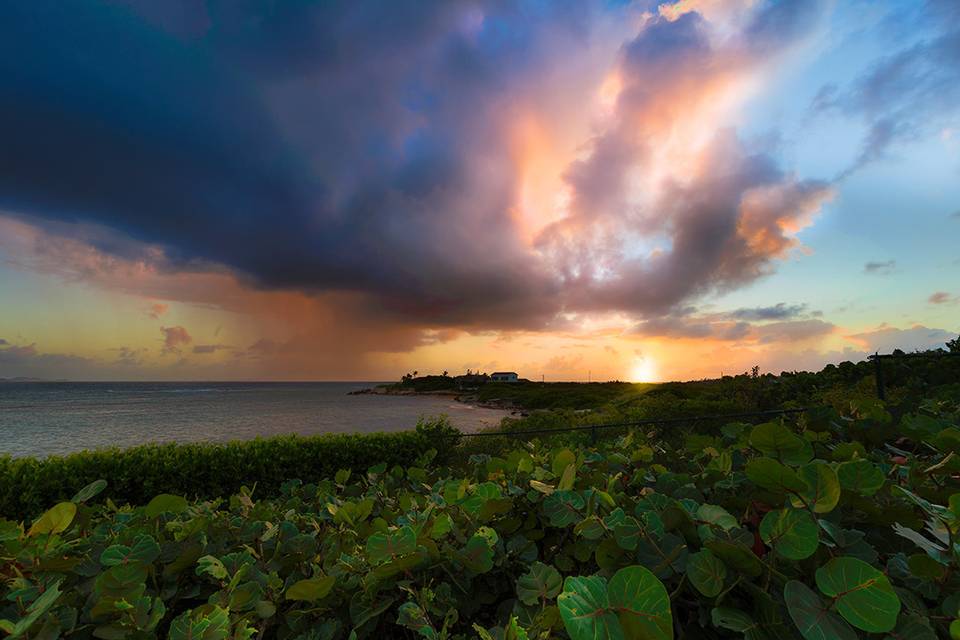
xmin=759 ymin=509 xmax=819 ymax=560
xmin=430 ymin=513 xmax=453 ymax=539
xmin=4 ymin=579 xmax=62 ymax=638
xmin=687 ymin=549 xmax=727 ymax=597
xmin=27 ymin=502 xmax=76 ymax=537
xmin=791 ymin=462 xmax=840 ymax=513
xmin=552 ymin=449 xmax=576 ymax=477
xmin=750 ymin=422 xmax=812 ymax=465
xmin=907 ymin=553 xmax=946 ymax=580
xmin=71 ymin=479 xmax=107 ymax=503
xmin=286 ymin=576 xmax=335 ymax=602
xmin=516 ymin=562 xmax=563 ymax=606
xmin=704 ymin=540 xmax=762 ymax=577
xmin=697 ymin=504 xmax=738 ymax=531
xmin=558 ymin=576 xmax=620 ymax=640
xmin=558 ymin=567 xmax=671 ymax=640
xmin=100 ymin=534 xmax=161 ymax=566
xmin=557 ymin=464 xmax=576 ymax=491
xmin=815 ymin=557 xmax=901 ymax=633
xmin=608 ymin=566 xmax=672 ymax=640
xmin=167 ymin=606 xmax=230 ymax=640
xmin=459 ymin=535 xmax=494 ymax=573
xmin=366 ymin=525 xmax=417 ymax=565
xmin=745 ymin=458 xmax=808 ymax=493
xmin=543 ymin=491 xmax=585 ymax=527
xmin=836 ymin=459 xmax=884 ymax=496
xmin=196 ymin=556 xmax=228 ymax=581
xmin=785 ymin=580 xmax=856 ymax=640
xmin=396 ymin=602 xmax=437 ymax=639
xmin=143 ymin=494 xmax=188 ymax=518
xmin=710 ymin=607 xmax=764 ymax=637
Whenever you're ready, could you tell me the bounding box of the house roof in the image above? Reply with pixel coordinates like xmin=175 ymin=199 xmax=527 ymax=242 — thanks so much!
xmin=490 ymin=371 xmax=517 ymax=376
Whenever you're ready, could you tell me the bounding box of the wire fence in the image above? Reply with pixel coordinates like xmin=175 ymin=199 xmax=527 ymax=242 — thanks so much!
xmin=445 ymin=407 xmax=811 ymax=444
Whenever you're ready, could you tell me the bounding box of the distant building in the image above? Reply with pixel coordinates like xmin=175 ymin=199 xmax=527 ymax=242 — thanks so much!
xmin=490 ymin=371 xmax=519 ymax=382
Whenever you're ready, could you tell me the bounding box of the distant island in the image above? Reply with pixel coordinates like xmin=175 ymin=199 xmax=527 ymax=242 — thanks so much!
xmin=0 ymin=376 xmax=66 ymax=383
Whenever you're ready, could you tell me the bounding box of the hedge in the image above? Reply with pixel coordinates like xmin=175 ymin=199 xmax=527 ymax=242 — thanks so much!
xmin=0 ymin=419 xmax=459 ymax=520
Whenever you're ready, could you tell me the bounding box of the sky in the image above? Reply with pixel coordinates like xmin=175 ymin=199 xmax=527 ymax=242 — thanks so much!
xmin=0 ymin=0 xmax=957 ymax=382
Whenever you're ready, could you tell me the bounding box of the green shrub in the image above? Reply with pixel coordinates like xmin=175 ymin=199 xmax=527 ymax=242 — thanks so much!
xmin=1 ymin=401 xmax=958 ymax=639
xmin=0 ymin=417 xmax=460 ymax=520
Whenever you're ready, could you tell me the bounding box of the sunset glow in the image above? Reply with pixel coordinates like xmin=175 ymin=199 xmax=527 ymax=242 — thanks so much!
xmin=0 ymin=1 xmax=956 ymax=382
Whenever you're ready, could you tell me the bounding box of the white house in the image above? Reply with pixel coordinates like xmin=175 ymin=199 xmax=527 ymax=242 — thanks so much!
xmin=490 ymin=371 xmax=519 ymax=382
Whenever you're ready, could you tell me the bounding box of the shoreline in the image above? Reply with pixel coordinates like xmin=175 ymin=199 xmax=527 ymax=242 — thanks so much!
xmin=348 ymin=385 xmax=523 ymax=412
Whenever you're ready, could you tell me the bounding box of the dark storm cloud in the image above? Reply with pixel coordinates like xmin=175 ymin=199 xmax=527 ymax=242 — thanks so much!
xmin=0 ymin=0 xmax=579 ymax=327
xmin=0 ymin=0 xmax=829 ymax=330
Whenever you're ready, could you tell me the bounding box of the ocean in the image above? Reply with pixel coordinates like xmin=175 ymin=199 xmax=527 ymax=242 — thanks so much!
xmin=0 ymin=382 xmax=512 ymax=458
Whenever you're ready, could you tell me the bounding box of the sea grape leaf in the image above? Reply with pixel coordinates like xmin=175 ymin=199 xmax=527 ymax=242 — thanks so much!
xmin=558 ymin=576 xmax=619 ymax=640
xmin=906 ymin=554 xmax=946 ymax=581
xmin=749 ymin=422 xmax=812 ymax=465
xmin=558 ymin=567 xmax=671 ymax=640
xmin=71 ymin=479 xmax=107 ymax=503
xmin=608 ymin=566 xmax=672 ymax=640
xmin=167 ymin=605 xmax=230 ymax=640
xmin=2 ymin=579 xmax=62 ymax=639
xmin=704 ymin=540 xmax=761 ymax=577
xmin=697 ymin=504 xmax=738 ymax=531
xmin=759 ymin=509 xmax=819 ymax=560
xmin=529 ymin=480 xmax=555 ymax=495
xmin=430 ymin=514 xmax=453 ymax=539
xmin=459 ymin=535 xmax=494 ymax=573
xmin=784 ymin=580 xmax=856 ymax=640
xmin=815 ymin=557 xmax=901 ymax=633
xmin=575 ymin=516 xmax=605 ymax=540
xmin=791 ymin=462 xmax=840 ymax=513
xmin=196 ymin=556 xmax=228 ymax=581
xmin=836 ymin=459 xmax=884 ymax=496
xmin=371 ymin=551 xmax=428 ymax=579
xmin=543 ymin=491 xmax=585 ymax=527
xmin=710 ymin=607 xmax=765 ymax=637
xmin=366 ymin=526 xmax=417 ymax=565
xmin=396 ymin=602 xmax=437 ymax=639
xmin=144 ymin=494 xmax=188 ymax=518
xmin=28 ymin=502 xmax=76 ymax=537
xmin=613 ymin=517 xmax=642 ymax=550
xmin=557 ymin=464 xmax=577 ymax=491
xmin=350 ymin=592 xmax=396 ymax=628
xmin=516 ymin=562 xmax=562 ymax=606
xmin=286 ymin=576 xmax=335 ymax=602
xmin=745 ymin=458 xmax=808 ymax=494
xmin=100 ymin=534 xmax=161 ymax=566
xmin=636 ymin=533 xmax=687 ymax=579
xmin=687 ymin=549 xmax=726 ymax=597
xmin=552 ymin=450 xmax=576 ymax=477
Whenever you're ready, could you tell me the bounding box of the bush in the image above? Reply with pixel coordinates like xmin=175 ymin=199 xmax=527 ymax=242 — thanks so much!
xmin=0 ymin=421 xmax=455 ymax=520
xmin=1 ymin=401 xmax=958 ymax=639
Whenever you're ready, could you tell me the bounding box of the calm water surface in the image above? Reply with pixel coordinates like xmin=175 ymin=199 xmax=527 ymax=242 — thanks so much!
xmin=0 ymin=382 xmax=511 ymax=458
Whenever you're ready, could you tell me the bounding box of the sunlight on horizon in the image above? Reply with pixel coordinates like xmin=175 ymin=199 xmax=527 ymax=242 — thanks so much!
xmin=629 ymin=356 xmax=658 ymax=383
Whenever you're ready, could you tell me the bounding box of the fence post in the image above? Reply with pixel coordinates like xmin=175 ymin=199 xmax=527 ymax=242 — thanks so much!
xmin=590 ymin=426 xmax=598 ymax=445
xmin=873 ymin=353 xmax=886 ymax=401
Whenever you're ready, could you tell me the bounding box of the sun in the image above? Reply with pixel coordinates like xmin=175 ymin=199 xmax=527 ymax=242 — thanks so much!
xmin=630 ymin=357 xmax=658 ymax=383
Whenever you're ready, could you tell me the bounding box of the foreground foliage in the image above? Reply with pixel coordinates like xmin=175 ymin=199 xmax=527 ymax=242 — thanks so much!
xmin=2 ymin=395 xmax=959 ymax=639
xmin=0 ymin=422 xmax=458 ymax=521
